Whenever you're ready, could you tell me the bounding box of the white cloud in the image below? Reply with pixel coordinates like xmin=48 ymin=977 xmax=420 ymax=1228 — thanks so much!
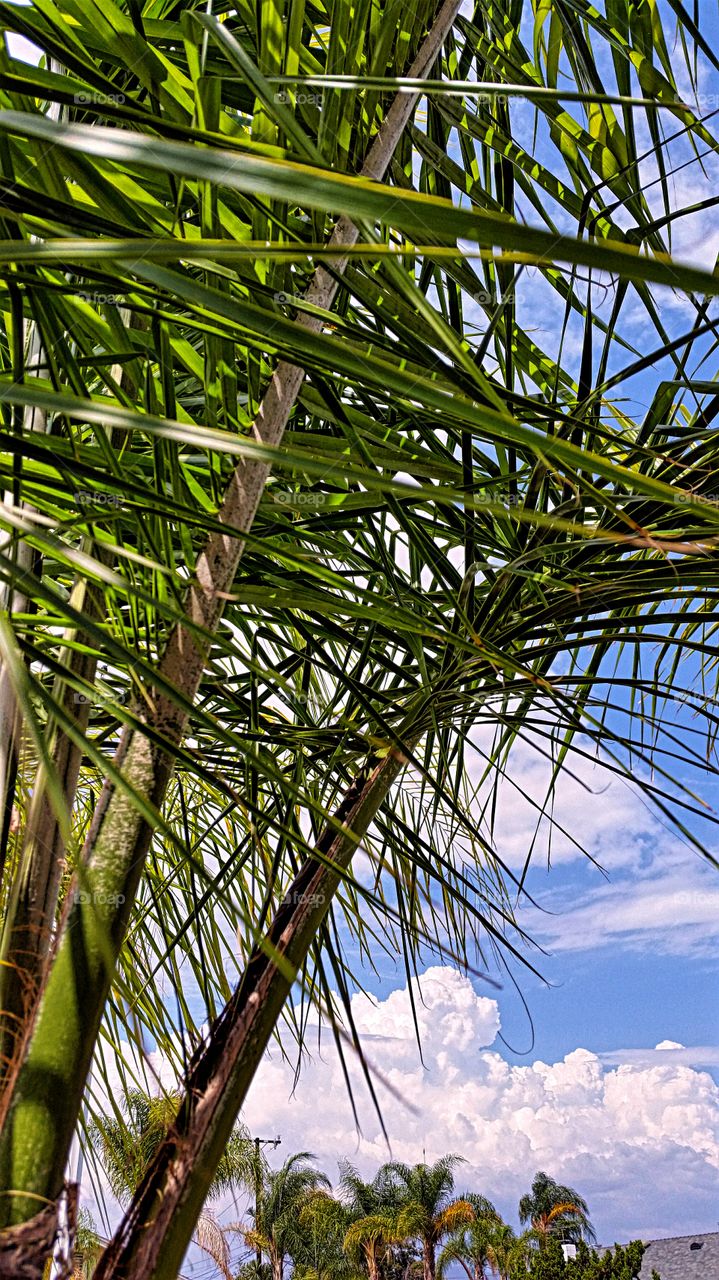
xmin=239 ymin=967 xmax=719 ymax=1244
xmin=522 ymin=851 xmax=719 ymax=957
xmin=476 ymin=745 xmax=659 ymax=874
xmin=434 ymin=728 xmax=719 ymax=957
xmin=600 ymin=1043 xmax=719 ymax=1070
xmin=6 ymin=33 xmax=42 ymax=65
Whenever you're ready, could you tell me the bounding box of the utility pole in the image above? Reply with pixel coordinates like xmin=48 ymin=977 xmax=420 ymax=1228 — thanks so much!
xmin=253 ymin=1135 xmax=281 ymax=1273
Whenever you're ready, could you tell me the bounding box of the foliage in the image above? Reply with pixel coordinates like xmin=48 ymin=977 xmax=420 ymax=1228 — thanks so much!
xmin=75 ymin=1207 xmax=102 ymax=1257
xmin=294 ymin=1191 xmax=364 ymax=1280
xmin=73 ymin=1207 xmax=103 ymax=1280
xmin=242 ymin=1152 xmax=331 ymax=1280
xmin=0 ymin=0 xmax=715 ymax=1274
xmin=383 ymin=1157 xmax=476 ymax=1280
xmin=338 ymin=1164 xmax=405 ymax=1280
xmin=234 ymin=1263 xmax=273 ymax=1280
xmin=517 ymin=1237 xmax=652 ymax=1280
xmin=438 ymin=1205 xmax=521 ymax=1280
xmin=90 ymin=1090 xmax=256 ymax=1278
xmin=518 ymin=1174 xmax=595 ymax=1246
xmin=90 ymin=1088 xmax=256 ymax=1202
xmin=382 ymin=1243 xmax=422 ymax=1280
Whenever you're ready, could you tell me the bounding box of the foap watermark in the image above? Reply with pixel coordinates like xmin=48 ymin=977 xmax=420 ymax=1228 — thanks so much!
xmin=74 ymin=92 xmax=126 ymax=105
xmin=75 ymin=889 xmax=126 ymax=906
xmin=670 ymin=888 xmax=714 ymax=910
xmin=669 ymin=690 xmax=719 ymax=710
xmin=678 ymin=93 xmax=719 ymax=113
xmin=272 ymin=489 xmax=331 ymax=508
xmin=277 ymin=687 xmax=327 ymax=715
xmin=673 ymin=491 xmax=719 ymax=506
xmin=473 ymin=488 xmax=521 ymax=507
xmin=76 ymin=290 xmax=124 ymax=305
xmin=273 ymin=289 xmax=302 ymax=306
xmin=73 ymin=690 xmax=128 ymax=708
xmin=75 ymin=489 xmax=123 ymax=508
xmin=274 ymin=89 xmax=324 ymax=106
xmin=283 ymin=888 xmax=326 ymax=908
xmin=470 ymin=288 xmax=513 ymax=306
xmin=617 ymin=489 xmax=719 ymax=508
xmin=476 ymin=92 xmax=510 ymax=107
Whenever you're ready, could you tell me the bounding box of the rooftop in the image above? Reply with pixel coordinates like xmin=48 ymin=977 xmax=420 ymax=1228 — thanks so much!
xmin=615 ymin=1231 xmax=719 ymax=1279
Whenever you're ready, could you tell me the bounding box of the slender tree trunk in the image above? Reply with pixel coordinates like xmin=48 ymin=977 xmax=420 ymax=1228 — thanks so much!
xmin=0 ymin=323 xmax=45 ymax=838
xmin=0 ymin=0 xmax=459 ymax=1264
xmin=366 ymin=1244 xmax=380 ymax=1280
xmin=423 ymin=1237 xmax=436 ymax=1280
xmin=0 ymin=318 xmax=48 ymax=885
xmin=92 ymin=726 xmax=424 ymax=1280
xmin=0 ymin=64 xmax=63 ymax=897
xmin=0 ymin=328 xmax=139 ymax=1090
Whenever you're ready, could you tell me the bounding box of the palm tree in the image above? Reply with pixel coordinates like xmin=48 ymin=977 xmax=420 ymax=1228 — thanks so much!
xmin=90 ymin=1089 xmax=255 ymax=1278
xmin=0 ymin=1 xmax=717 ymax=1276
xmin=437 ymin=1195 xmax=504 ymax=1280
xmin=486 ymin=1223 xmax=532 ymax=1280
xmin=293 ymin=1190 xmax=363 ymax=1280
xmin=518 ymin=1173 xmax=595 ymax=1248
xmin=72 ymin=1208 xmax=104 ymax=1280
xmin=384 ymin=1157 xmax=475 ymax=1280
xmin=339 ymin=1163 xmax=404 ymax=1280
xmin=241 ymin=1153 xmax=330 ymax=1280
xmin=344 ymin=1216 xmax=403 ymax=1280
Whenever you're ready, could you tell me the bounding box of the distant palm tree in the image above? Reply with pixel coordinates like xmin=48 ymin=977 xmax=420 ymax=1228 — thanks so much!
xmin=294 ymin=1190 xmax=363 ymax=1280
xmin=518 ymin=1173 xmax=595 ymax=1248
xmin=90 ymin=1089 xmax=255 ymax=1278
xmin=339 ymin=1163 xmax=403 ymax=1280
xmin=241 ymin=1153 xmax=331 ymax=1280
xmin=72 ymin=1207 xmax=103 ymax=1279
xmin=437 ymin=1192 xmax=498 ymax=1280
xmin=344 ymin=1215 xmax=403 ymax=1280
xmin=485 ymin=1222 xmax=532 ymax=1280
xmin=438 ymin=1195 xmax=514 ymax=1280
xmin=384 ymin=1157 xmax=475 ymax=1280
xmin=438 ymin=1220 xmax=496 ymax=1280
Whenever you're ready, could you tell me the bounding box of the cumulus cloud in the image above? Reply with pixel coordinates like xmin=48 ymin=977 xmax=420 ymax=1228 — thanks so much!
xmin=239 ymin=967 xmax=719 ymax=1244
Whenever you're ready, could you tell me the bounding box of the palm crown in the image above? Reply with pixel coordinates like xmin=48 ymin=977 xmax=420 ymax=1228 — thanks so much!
xmin=245 ymin=1153 xmax=331 ymax=1280
xmin=518 ymin=1172 xmax=596 ymax=1246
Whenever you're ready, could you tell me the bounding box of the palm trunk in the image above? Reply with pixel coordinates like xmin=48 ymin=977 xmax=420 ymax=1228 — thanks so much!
xmin=0 ymin=327 xmax=139 ymax=1090
xmin=366 ymin=1244 xmax=380 ymax=1280
xmin=0 ymin=323 xmax=46 ymax=870
xmin=423 ymin=1238 xmax=436 ymax=1280
xmin=0 ymin=66 xmax=62 ymax=901
xmin=0 ymin=319 xmax=52 ymax=1078
xmin=0 ymin=661 xmax=93 ymax=1078
xmin=0 ymin=0 xmax=460 ymax=1266
xmin=91 ymin=728 xmax=423 ymax=1280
